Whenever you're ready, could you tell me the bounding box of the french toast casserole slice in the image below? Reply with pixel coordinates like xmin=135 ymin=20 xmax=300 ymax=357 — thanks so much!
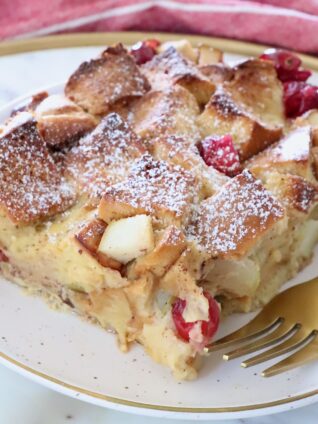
xmin=1 ymin=40 xmax=318 ymax=380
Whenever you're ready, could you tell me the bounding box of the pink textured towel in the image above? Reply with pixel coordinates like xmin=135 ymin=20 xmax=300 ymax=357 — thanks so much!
xmin=1 ymin=0 xmax=318 ymax=53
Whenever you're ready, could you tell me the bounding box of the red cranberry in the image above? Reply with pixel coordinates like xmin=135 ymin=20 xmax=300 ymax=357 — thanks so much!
xmin=260 ymin=49 xmax=311 ymax=82
xmin=0 ymin=250 xmax=8 ymax=263
xmin=130 ymin=39 xmax=160 ymax=65
xmin=284 ymin=81 xmax=318 ymax=118
xmin=198 ymin=134 xmax=241 ymax=177
xmin=172 ymin=291 xmax=220 ymax=346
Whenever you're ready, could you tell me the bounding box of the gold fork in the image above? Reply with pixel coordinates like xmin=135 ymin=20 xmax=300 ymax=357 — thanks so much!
xmin=205 ymin=277 xmax=318 ymax=377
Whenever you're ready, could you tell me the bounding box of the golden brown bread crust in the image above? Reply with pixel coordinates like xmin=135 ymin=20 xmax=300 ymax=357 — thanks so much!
xmin=98 ymin=153 xmax=197 ymax=227
xmin=143 ymin=47 xmax=215 ymax=105
xmin=199 ymin=64 xmax=234 ymax=85
xmin=247 ymin=126 xmax=316 ymax=182
xmin=150 ymin=134 xmax=227 ymax=198
xmin=189 ymin=170 xmax=285 ymax=259
xmin=197 ymin=89 xmax=283 ymax=161
xmin=65 ymin=113 xmax=146 ymax=202
xmin=225 ymin=59 xmax=284 ymax=126
xmin=265 ymin=173 xmax=318 ymax=216
xmin=35 ymin=95 xmax=97 ymax=147
xmin=129 ymin=85 xmax=200 ymax=142
xmin=197 ymin=58 xmax=284 ymax=161
xmin=65 ymin=44 xmax=150 ymax=116
xmin=11 ymin=92 xmax=97 ymax=148
xmin=0 ymin=113 xmax=75 ymax=224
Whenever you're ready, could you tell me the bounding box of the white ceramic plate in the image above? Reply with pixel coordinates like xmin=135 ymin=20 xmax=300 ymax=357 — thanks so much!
xmin=1 ymin=38 xmax=318 ymax=420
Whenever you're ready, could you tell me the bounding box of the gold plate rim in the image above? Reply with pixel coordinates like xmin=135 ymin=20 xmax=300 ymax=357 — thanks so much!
xmin=1 ymin=31 xmax=318 ymax=415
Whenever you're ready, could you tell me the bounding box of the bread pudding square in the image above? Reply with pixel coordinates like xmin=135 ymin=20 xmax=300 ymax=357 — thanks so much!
xmin=65 ymin=44 xmax=150 ymax=116
xmin=2 ymin=39 xmax=318 ymax=381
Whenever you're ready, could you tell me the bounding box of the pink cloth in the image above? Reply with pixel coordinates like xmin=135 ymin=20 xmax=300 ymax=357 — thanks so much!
xmin=1 ymin=0 xmax=318 ymax=53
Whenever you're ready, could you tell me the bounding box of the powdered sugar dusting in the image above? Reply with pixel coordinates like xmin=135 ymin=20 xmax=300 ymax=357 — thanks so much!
xmin=271 ymin=126 xmax=311 ymax=162
xmin=143 ymin=46 xmax=208 ymax=88
xmin=66 ymin=113 xmax=145 ymax=200
xmin=65 ymin=44 xmax=150 ymax=115
xmin=189 ymin=170 xmax=285 ymax=257
xmin=131 ymin=86 xmax=200 ymax=142
xmin=208 ymin=88 xmax=242 ymax=118
xmin=0 ymin=114 xmax=75 ymax=223
xmin=103 ymin=153 xmax=196 ymax=221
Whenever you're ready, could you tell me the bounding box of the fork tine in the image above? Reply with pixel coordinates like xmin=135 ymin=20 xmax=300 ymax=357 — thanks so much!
xmin=206 ymin=316 xmax=282 ymax=353
xmin=241 ymin=328 xmax=310 ymax=368
xmin=223 ymin=322 xmax=298 ymax=360
xmin=262 ymin=331 xmax=318 ymax=377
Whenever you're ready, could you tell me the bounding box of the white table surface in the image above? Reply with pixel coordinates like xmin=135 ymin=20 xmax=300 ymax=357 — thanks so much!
xmin=0 ymin=46 xmax=318 ymax=424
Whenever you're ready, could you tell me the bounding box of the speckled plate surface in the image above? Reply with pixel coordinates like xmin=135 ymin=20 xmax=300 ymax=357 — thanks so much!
xmin=0 ymin=33 xmax=318 ymax=420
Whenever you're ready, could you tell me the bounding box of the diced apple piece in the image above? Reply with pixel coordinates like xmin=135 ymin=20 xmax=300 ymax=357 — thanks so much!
xmin=98 ymin=215 xmax=154 ymax=264
xmin=197 ymin=45 xmax=223 ymax=66
xmin=158 ymin=39 xmax=198 ymax=62
xmin=75 ymin=219 xmax=122 ymax=270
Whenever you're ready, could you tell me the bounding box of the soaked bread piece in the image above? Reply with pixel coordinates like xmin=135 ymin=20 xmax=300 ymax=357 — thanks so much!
xmin=0 ymin=112 xmax=75 ymax=224
xmin=65 ymin=44 xmax=150 ymax=116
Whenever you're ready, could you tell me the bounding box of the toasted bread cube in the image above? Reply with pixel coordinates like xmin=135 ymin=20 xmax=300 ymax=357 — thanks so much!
xmin=130 ymin=225 xmax=187 ymax=277
xmin=98 ymin=154 xmax=196 ymax=227
xmin=197 ymin=89 xmax=283 ymax=161
xmin=225 ymin=59 xmax=284 ymax=127
xmin=129 ymin=85 xmax=200 ymax=142
xmin=151 ymin=134 xmax=228 ymax=198
xmin=189 ymin=170 xmax=286 ymax=259
xmin=199 ymin=64 xmax=234 ymax=85
xmin=248 ymin=126 xmax=316 ymax=183
xmin=265 ymin=173 xmax=318 ymax=217
xmin=294 ymin=109 xmax=318 ymax=146
xmin=98 ymin=215 xmax=154 ymax=264
xmin=35 ymin=94 xmax=97 ymax=147
xmin=143 ymin=47 xmax=215 ymax=105
xmin=66 ymin=113 xmax=146 ymax=201
xmin=294 ymin=110 xmax=318 ymax=179
xmin=197 ymin=44 xmax=223 ymax=66
xmin=158 ymin=39 xmax=198 ymax=63
xmin=197 ymin=59 xmax=284 ymax=160
xmin=0 ymin=112 xmax=75 ymax=224
xmin=65 ymin=44 xmax=150 ymax=116
xmin=75 ymin=218 xmax=122 ymax=270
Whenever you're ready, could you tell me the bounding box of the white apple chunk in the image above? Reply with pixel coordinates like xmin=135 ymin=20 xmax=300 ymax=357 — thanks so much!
xmin=98 ymin=215 xmax=154 ymax=264
xmin=158 ymin=39 xmax=198 ymax=62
